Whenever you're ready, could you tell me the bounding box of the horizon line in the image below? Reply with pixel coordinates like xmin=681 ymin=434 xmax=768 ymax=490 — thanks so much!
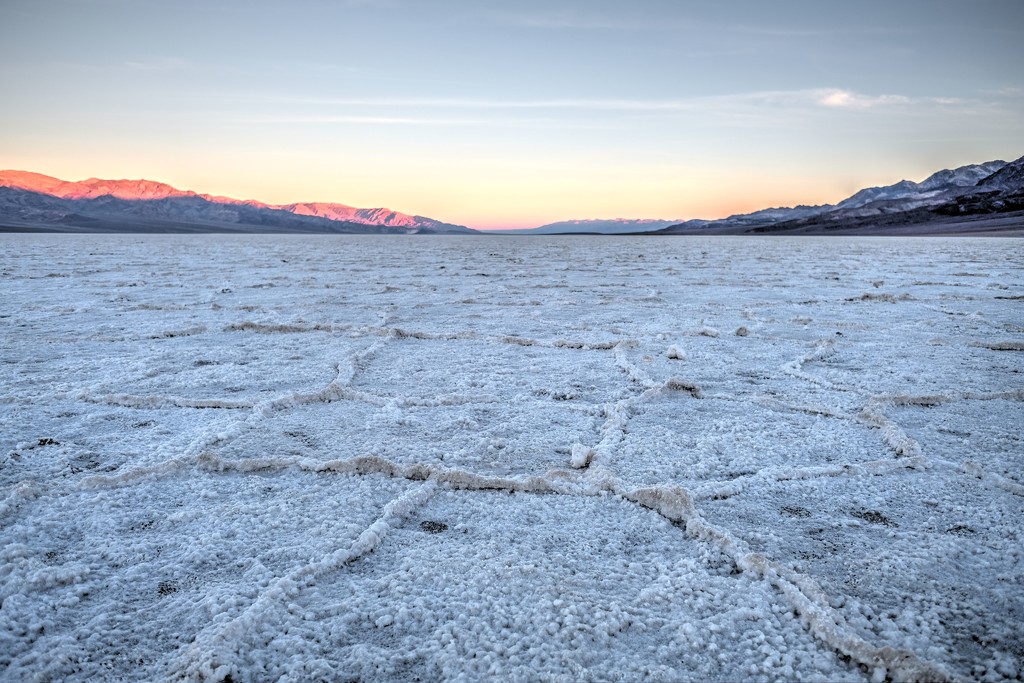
xmin=1 ymin=152 xmax=1017 ymax=231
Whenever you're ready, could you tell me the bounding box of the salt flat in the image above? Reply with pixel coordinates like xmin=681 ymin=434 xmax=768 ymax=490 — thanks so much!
xmin=1 ymin=234 xmax=1022 ymax=682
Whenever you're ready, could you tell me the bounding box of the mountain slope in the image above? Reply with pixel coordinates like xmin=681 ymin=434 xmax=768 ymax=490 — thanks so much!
xmin=0 ymin=171 xmax=474 ymax=234
xmin=976 ymin=156 xmax=1024 ymax=193
xmin=716 ymin=204 xmax=831 ymax=226
xmin=932 ymin=156 xmax=1024 ymax=218
xmin=281 ymin=202 xmax=473 ymax=233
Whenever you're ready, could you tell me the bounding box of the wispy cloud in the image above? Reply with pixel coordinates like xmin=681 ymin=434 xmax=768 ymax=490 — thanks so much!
xmin=248 ymin=89 xmax=941 ymax=113
xmin=223 ymin=88 xmax=1013 ymax=134
xmin=815 ymin=89 xmax=910 ymax=109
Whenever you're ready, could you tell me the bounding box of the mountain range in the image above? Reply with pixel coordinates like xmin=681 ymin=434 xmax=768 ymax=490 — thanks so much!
xmin=1 ymin=156 xmax=1022 ymax=235
xmin=654 ymin=156 xmax=1024 ymax=235
xmin=0 ymin=171 xmax=474 ymax=234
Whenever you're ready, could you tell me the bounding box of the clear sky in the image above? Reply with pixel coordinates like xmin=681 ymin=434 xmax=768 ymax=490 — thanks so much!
xmin=1 ymin=0 xmax=1022 ymax=229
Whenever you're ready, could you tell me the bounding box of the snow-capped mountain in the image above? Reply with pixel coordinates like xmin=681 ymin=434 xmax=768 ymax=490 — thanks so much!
xmin=918 ymin=160 xmax=1007 ymax=191
xmin=0 ymin=171 xmax=474 ymax=234
xmin=834 ymin=179 xmax=926 ymax=210
xmin=834 ymin=160 xmax=1007 ymax=210
xmin=930 ymin=156 xmax=1024 ymax=218
xmin=975 ymin=156 xmax=1024 ymax=193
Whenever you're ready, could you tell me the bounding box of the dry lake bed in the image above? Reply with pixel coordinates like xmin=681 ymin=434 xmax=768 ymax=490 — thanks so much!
xmin=2 ymin=234 xmax=1022 ymax=682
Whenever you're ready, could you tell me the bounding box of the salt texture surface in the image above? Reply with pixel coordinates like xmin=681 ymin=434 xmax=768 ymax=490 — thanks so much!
xmin=1 ymin=234 xmax=1022 ymax=682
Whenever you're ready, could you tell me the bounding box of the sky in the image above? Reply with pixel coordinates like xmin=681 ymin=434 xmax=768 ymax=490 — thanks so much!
xmin=1 ymin=0 xmax=1023 ymax=230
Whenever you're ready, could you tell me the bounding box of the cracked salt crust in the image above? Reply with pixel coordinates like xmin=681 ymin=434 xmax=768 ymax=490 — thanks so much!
xmin=1 ymin=234 xmax=1022 ymax=682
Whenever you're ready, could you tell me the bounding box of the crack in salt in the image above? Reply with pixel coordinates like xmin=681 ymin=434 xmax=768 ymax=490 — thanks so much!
xmin=173 ymin=483 xmax=438 ymax=683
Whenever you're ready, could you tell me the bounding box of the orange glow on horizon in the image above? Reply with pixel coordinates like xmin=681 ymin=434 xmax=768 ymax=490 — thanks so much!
xmin=0 ymin=154 xmax=884 ymax=231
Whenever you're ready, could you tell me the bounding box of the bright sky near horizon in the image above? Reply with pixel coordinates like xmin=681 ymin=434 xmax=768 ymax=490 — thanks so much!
xmin=1 ymin=0 xmax=1023 ymax=229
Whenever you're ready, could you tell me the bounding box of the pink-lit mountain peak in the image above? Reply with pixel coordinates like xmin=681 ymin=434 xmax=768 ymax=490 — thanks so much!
xmin=283 ymin=202 xmax=438 ymax=229
xmin=281 ymin=202 xmax=358 ymax=220
xmin=0 ymin=171 xmax=196 ymax=201
xmin=69 ymin=178 xmax=197 ymax=200
xmin=0 ymin=170 xmax=75 ymax=196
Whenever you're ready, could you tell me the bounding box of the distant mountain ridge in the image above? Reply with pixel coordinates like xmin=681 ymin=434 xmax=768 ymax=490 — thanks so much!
xmin=501 ymin=218 xmax=686 ymax=235
xmin=654 ymin=156 xmax=1024 ymax=235
xmin=0 ymin=171 xmax=474 ymax=234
